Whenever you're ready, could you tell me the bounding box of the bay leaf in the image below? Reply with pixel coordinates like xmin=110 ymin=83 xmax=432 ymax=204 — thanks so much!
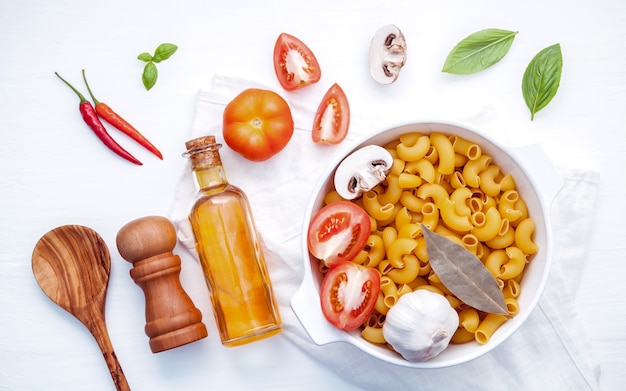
xmin=421 ymin=225 xmax=508 ymax=315
xmin=442 ymin=28 xmax=518 ymax=74
xmin=522 ymin=43 xmax=563 ymax=120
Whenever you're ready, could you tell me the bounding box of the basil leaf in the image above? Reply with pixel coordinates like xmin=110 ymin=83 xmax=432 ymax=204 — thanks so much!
xmin=142 ymin=62 xmax=158 ymax=91
xmin=137 ymin=52 xmax=153 ymax=62
xmin=421 ymin=225 xmax=508 ymax=315
xmin=443 ymin=28 xmax=518 ymax=74
xmin=522 ymin=43 xmax=563 ymax=120
xmin=137 ymin=43 xmax=177 ymax=90
xmin=153 ymin=43 xmax=178 ymax=63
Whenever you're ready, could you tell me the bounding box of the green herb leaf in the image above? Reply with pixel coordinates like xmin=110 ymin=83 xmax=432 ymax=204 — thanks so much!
xmin=142 ymin=62 xmax=158 ymax=91
xmin=137 ymin=43 xmax=178 ymax=90
xmin=442 ymin=28 xmax=518 ymax=74
xmin=152 ymin=43 xmax=178 ymax=63
xmin=137 ymin=52 xmax=153 ymax=62
xmin=421 ymin=225 xmax=508 ymax=315
xmin=522 ymin=43 xmax=562 ymax=120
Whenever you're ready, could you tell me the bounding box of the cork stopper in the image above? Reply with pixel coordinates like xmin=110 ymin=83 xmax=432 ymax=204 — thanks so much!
xmin=183 ymin=135 xmax=222 ymax=169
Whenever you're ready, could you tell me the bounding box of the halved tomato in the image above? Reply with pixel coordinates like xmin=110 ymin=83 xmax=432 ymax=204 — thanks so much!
xmin=320 ymin=261 xmax=380 ymax=330
xmin=273 ymin=33 xmax=321 ymax=91
xmin=312 ymin=83 xmax=350 ymax=145
xmin=307 ymin=200 xmax=370 ymax=267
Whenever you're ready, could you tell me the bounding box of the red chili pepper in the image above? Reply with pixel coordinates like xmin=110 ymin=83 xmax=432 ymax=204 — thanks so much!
xmin=55 ymin=72 xmax=142 ymax=165
xmin=82 ymin=70 xmax=163 ymax=160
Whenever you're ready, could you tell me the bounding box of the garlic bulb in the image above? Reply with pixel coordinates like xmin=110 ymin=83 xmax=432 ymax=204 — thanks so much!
xmin=382 ymin=290 xmax=459 ymax=362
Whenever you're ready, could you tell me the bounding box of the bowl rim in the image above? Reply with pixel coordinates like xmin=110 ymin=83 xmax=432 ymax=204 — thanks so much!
xmin=294 ymin=118 xmax=560 ymax=368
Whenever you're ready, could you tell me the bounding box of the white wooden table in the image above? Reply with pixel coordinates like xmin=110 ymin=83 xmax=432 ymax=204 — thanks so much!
xmin=1 ymin=1 xmax=624 ymax=390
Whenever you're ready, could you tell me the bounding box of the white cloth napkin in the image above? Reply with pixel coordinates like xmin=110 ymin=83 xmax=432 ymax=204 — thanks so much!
xmin=170 ymin=75 xmax=602 ymax=391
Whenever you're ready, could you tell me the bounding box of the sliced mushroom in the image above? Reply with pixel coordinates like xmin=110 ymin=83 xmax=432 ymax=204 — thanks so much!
xmin=369 ymin=25 xmax=407 ymax=84
xmin=334 ymin=145 xmax=394 ymax=200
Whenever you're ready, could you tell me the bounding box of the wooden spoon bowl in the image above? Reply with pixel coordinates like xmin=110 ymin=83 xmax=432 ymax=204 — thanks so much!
xmin=32 ymin=225 xmax=130 ymax=391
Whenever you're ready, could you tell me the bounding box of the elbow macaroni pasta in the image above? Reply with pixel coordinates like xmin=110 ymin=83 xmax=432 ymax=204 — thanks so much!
xmin=458 ymin=308 xmax=480 ymax=333
xmin=362 ymin=234 xmax=385 ymax=268
xmin=398 ymin=172 xmax=422 ymax=188
xmin=514 ymin=218 xmax=538 ymax=254
xmin=450 ymin=187 xmax=473 ymax=216
xmin=378 ymin=174 xmax=403 ymax=205
xmin=498 ymin=190 xmax=523 ymax=223
xmin=471 ymin=207 xmax=502 ymax=242
xmin=440 ymin=198 xmax=473 ymax=232
xmin=397 ymin=134 xmax=430 ymax=162
xmin=387 ymin=237 xmax=418 ymax=268
xmin=405 ymin=159 xmax=436 ymax=184
xmin=387 ymin=254 xmax=420 ymax=284
xmin=420 ymin=202 xmax=440 ymax=231
xmin=450 ymin=134 xmax=482 ymax=160
xmin=363 ymin=191 xmax=395 ymax=221
xmin=475 ymin=314 xmax=508 ymax=345
xmin=499 ymin=246 xmax=527 ymax=280
xmin=462 ymin=154 xmax=492 ymax=188
xmin=400 ymin=190 xmax=426 ymax=212
xmin=361 ymin=323 xmax=386 ymax=344
xmin=320 ymin=132 xmax=539 ymax=352
xmin=430 ymin=133 xmax=455 ymax=175
xmin=417 ymin=183 xmax=449 ymax=206
xmin=398 ymin=223 xmax=421 ymax=239
xmin=479 ymin=165 xmax=502 ymax=197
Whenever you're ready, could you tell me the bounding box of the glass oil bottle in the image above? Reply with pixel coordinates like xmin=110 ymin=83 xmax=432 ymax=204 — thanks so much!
xmin=183 ymin=135 xmax=282 ymax=347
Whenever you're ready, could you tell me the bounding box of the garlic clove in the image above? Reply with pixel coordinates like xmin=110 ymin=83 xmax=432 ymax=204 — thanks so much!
xmin=382 ymin=289 xmax=459 ymax=362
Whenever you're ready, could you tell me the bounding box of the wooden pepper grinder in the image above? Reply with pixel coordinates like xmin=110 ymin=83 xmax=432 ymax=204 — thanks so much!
xmin=116 ymin=216 xmax=208 ymax=353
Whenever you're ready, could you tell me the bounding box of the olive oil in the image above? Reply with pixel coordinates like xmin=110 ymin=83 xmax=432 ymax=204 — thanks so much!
xmin=184 ymin=135 xmax=282 ymax=346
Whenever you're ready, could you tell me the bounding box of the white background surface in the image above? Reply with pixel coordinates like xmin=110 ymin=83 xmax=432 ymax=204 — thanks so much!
xmin=1 ymin=0 xmax=624 ymax=390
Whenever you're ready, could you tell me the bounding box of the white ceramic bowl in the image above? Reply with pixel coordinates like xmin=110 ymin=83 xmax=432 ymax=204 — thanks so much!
xmin=291 ymin=119 xmax=564 ymax=368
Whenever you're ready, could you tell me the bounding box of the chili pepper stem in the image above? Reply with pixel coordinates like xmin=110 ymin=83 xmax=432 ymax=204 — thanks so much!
xmin=55 ymin=72 xmax=88 ymax=103
xmin=81 ymin=69 xmax=101 ymax=106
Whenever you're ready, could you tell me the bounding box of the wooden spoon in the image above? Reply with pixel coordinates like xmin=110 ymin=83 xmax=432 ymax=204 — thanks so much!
xmin=32 ymin=225 xmax=130 ymax=391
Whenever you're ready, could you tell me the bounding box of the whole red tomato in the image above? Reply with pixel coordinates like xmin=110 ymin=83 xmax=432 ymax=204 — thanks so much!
xmin=223 ymin=88 xmax=294 ymax=162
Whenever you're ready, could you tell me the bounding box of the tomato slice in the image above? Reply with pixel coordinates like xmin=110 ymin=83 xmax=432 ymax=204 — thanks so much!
xmin=320 ymin=261 xmax=380 ymax=330
xmin=273 ymin=33 xmax=321 ymax=91
xmin=307 ymin=200 xmax=370 ymax=267
xmin=312 ymin=83 xmax=350 ymax=145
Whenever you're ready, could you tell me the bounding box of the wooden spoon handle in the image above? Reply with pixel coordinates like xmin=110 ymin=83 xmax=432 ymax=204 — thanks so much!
xmin=98 ymin=337 xmax=130 ymax=391
xmin=83 ymin=304 xmax=131 ymax=391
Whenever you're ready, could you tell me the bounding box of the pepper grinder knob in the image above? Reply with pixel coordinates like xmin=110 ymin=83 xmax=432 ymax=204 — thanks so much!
xmin=116 ymin=215 xmax=207 ymax=353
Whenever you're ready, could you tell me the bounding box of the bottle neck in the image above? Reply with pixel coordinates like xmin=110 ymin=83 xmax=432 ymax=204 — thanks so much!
xmin=183 ymin=136 xmax=228 ymax=191
xmin=193 ymin=164 xmax=228 ymax=190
